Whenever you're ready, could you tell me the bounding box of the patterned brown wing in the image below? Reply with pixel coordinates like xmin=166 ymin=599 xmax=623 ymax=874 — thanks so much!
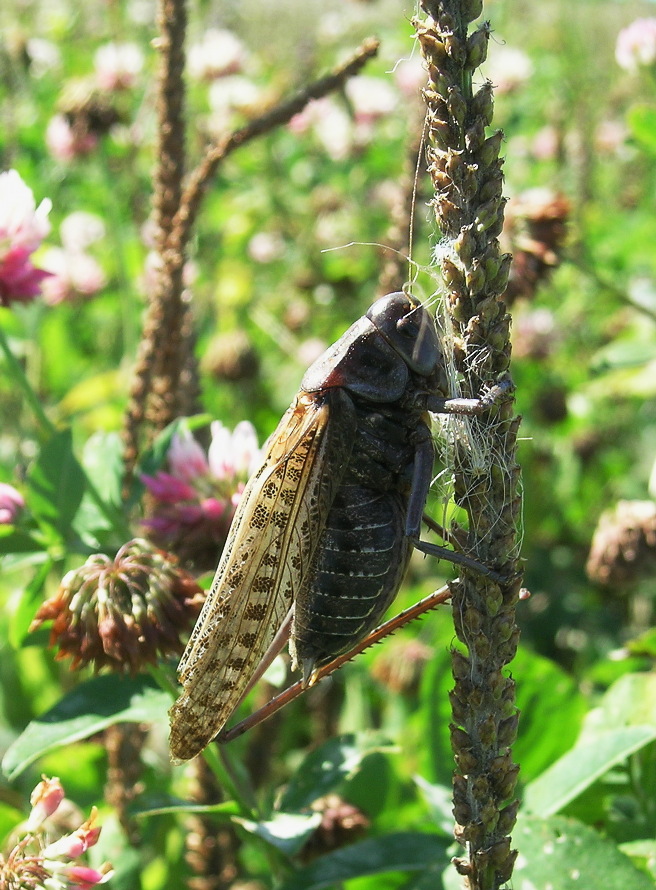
xmin=169 ymin=390 xmax=355 ymax=761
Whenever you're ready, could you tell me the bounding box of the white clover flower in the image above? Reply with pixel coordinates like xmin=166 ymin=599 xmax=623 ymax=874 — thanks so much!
xmin=0 ymin=169 xmax=51 ymax=260
xmin=616 ymin=18 xmax=656 ymax=73
xmin=188 ymin=28 xmax=248 ymax=81
xmin=94 ymin=42 xmax=144 ymax=90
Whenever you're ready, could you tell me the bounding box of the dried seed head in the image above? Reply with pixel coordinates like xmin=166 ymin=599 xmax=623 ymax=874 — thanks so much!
xmin=370 ymin=638 xmax=433 ymax=694
xmin=58 ymin=77 xmax=122 ymax=137
xmin=501 ymin=188 xmax=570 ymax=305
xmin=586 ymin=500 xmax=656 ymax=589
xmin=466 ymin=25 xmax=490 ymax=69
xmin=202 ymin=330 xmax=260 ymax=382
xmin=30 ymin=539 xmax=204 ymax=674
xmin=299 ymin=795 xmax=369 ymax=863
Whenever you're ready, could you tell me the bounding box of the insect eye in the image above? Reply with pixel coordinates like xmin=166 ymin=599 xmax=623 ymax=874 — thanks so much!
xmin=396 ymin=315 xmax=420 ymax=338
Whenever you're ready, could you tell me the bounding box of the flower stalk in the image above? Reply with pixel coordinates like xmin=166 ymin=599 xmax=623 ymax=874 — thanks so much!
xmin=416 ymin=1 xmax=523 ymax=888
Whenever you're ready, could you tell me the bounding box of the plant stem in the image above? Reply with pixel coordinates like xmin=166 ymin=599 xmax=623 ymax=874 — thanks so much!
xmin=416 ymin=1 xmax=523 ymax=887
xmin=0 ymin=321 xmax=54 ymax=439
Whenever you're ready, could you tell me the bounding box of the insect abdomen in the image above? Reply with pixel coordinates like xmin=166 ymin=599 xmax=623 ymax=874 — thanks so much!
xmin=291 ymin=482 xmax=412 ymax=674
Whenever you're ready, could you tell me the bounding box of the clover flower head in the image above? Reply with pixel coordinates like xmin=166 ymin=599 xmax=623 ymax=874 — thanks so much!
xmin=0 ymin=170 xmax=52 ymax=305
xmin=0 ymin=482 xmax=25 ymax=524
xmin=30 ymin=539 xmax=204 ymax=673
xmin=616 ymin=18 xmax=656 ymax=73
xmin=0 ymin=776 xmax=112 ymax=889
xmin=142 ymin=420 xmax=261 ymax=570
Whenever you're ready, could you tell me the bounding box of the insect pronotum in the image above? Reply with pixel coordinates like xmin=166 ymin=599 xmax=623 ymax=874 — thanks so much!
xmin=169 ymin=293 xmax=509 ymax=761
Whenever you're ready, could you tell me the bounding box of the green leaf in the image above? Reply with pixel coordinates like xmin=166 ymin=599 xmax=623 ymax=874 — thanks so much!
xmin=627 ymin=628 xmax=656 ymax=659
xmin=27 ymin=429 xmax=86 ymax=539
xmin=627 ymin=104 xmax=656 ymax=155
xmin=234 ymin=812 xmax=323 ymax=856
xmin=513 ymin=815 xmax=655 ymax=889
xmin=278 ymin=733 xmax=395 ymax=812
xmin=0 ymin=801 xmax=24 ymax=845
xmin=512 ymin=645 xmax=588 ymax=783
xmin=584 ymin=672 xmax=656 ymax=732
xmin=134 ymin=797 xmax=241 ymax=820
xmin=413 ymin=777 xmax=456 ymax=838
xmin=73 ymin=432 xmax=125 ymax=543
xmin=276 ymin=832 xmax=450 ymax=890
xmin=523 ymin=726 xmax=656 ymax=816
xmin=619 ymin=840 xmax=656 ymax=880
xmin=8 ymin=557 xmax=53 ymax=649
xmin=0 ymin=526 xmax=43 ymax=555
xmin=82 ymin=432 xmax=124 ymax=504
xmin=2 ymin=675 xmax=170 ymax=780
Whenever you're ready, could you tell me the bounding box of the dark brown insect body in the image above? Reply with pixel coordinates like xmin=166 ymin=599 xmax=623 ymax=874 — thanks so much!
xmin=170 ymin=293 xmax=497 ymax=761
xmin=291 ymin=294 xmax=449 ymax=680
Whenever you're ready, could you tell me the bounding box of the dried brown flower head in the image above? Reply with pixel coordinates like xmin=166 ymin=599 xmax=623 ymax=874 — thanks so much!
xmin=58 ymin=78 xmax=123 ymax=139
xmin=201 ymin=330 xmax=260 ymax=382
xmin=30 ymin=539 xmax=204 ymax=673
xmin=586 ymin=500 xmax=656 ymax=589
xmin=370 ymin=638 xmax=433 ymax=695
xmin=299 ymin=795 xmax=370 ymax=863
xmin=502 ymin=188 xmax=570 ymax=305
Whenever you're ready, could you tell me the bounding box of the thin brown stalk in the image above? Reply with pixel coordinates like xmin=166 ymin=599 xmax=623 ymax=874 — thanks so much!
xmin=219 ymin=583 xmax=452 ymax=743
xmin=171 ymin=37 xmax=380 ymax=255
xmin=416 ymin=1 xmax=523 ymax=888
xmin=123 ymin=0 xmax=190 ymax=481
xmin=123 ymin=33 xmax=380 ymax=484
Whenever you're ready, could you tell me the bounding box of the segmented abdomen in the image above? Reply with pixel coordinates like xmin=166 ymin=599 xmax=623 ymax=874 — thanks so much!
xmin=291 ymin=481 xmax=412 ymax=671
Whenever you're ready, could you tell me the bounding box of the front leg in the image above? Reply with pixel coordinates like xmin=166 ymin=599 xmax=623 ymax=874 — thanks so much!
xmin=406 ymin=434 xmax=505 ymax=582
xmin=427 ymin=376 xmax=514 ymax=416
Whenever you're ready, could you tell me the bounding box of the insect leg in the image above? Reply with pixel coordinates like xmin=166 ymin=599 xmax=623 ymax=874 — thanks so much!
xmin=413 ymin=538 xmax=505 ymax=581
xmin=238 ymin=608 xmax=294 ymax=703
xmin=406 ymin=434 xmax=505 ymax=581
xmin=427 ymin=376 xmax=514 ymax=416
xmin=421 ymin=511 xmax=468 ymax=549
xmin=218 ymin=582 xmax=453 ymax=743
xmin=405 ymin=436 xmax=434 ymax=538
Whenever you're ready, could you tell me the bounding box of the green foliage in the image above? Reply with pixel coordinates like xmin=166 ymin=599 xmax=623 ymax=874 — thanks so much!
xmin=2 ymin=0 xmax=656 ymax=887
xmin=2 ymin=675 xmax=170 ymax=780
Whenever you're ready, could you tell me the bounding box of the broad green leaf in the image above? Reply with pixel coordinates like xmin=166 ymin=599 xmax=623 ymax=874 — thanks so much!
xmin=0 ymin=801 xmax=24 ymax=846
xmin=581 ymin=672 xmax=656 ymax=735
xmin=423 ymin=641 xmax=586 ymax=787
xmin=276 ymin=832 xmax=450 ymax=890
xmin=627 ymin=629 xmax=656 ymax=659
xmin=619 ymin=840 xmax=656 ymax=880
xmin=511 ymin=645 xmax=587 ymax=783
xmin=512 ymin=815 xmax=654 ymax=889
xmin=26 ymin=429 xmax=86 ymax=539
xmin=234 ymin=812 xmax=323 ymax=856
xmin=0 ymin=526 xmax=43 ymax=555
xmin=73 ymin=432 xmax=126 ymax=544
xmin=2 ymin=675 xmax=170 ymax=780
xmin=523 ymin=726 xmax=656 ymax=816
xmin=278 ymin=733 xmax=395 ymax=812
xmin=8 ymin=557 xmax=54 ymax=649
xmin=413 ymin=776 xmax=456 ymax=838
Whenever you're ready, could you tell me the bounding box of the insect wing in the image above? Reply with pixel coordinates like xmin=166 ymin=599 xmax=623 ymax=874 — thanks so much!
xmin=169 ymin=392 xmax=352 ymax=761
